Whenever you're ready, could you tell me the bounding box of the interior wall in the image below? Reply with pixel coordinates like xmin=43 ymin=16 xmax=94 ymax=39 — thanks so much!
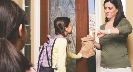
xmin=13 ymin=0 xmax=22 ymax=7
xmin=101 ymin=0 xmax=105 ymax=24
xmin=126 ymin=0 xmax=133 ymax=71
xmin=30 ymin=0 xmax=34 ymax=65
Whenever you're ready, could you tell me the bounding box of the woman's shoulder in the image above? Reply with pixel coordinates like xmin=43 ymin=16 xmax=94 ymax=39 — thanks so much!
xmin=100 ymin=24 xmax=106 ymax=27
xmin=120 ymin=18 xmax=130 ymax=23
xmin=100 ymin=24 xmax=106 ymax=29
xmin=118 ymin=18 xmax=131 ymax=26
xmin=121 ymin=18 xmax=128 ymax=21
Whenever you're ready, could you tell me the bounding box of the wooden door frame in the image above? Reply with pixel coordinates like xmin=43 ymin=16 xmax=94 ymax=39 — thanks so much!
xmin=40 ymin=0 xmax=89 ymax=72
xmin=40 ymin=0 xmax=49 ymax=45
xmin=75 ymin=0 xmax=89 ymax=72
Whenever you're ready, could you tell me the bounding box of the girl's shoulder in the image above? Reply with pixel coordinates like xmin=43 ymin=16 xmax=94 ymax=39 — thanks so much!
xmin=54 ymin=37 xmax=67 ymax=47
xmin=56 ymin=37 xmax=67 ymax=42
xmin=54 ymin=35 xmax=67 ymax=44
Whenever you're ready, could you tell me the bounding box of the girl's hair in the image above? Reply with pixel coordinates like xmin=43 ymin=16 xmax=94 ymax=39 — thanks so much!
xmin=0 ymin=0 xmax=32 ymax=72
xmin=104 ymin=0 xmax=126 ymax=27
xmin=54 ymin=17 xmax=70 ymax=37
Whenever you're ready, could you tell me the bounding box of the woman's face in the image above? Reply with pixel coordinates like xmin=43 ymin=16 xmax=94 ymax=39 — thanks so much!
xmin=11 ymin=24 xmax=28 ymax=50
xmin=104 ymin=1 xmax=118 ymax=20
xmin=20 ymin=25 xmax=28 ymax=50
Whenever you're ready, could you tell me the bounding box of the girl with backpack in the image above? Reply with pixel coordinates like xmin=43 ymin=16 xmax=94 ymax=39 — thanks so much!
xmin=52 ymin=17 xmax=84 ymax=72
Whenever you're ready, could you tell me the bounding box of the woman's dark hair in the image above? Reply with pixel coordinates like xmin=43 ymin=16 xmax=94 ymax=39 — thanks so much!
xmin=0 ymin=0 xmax=32 ymax=72
xmin=54 ymin=17 xmax=70 ymax=37
xmin=104 ymin=0 xmax=126 ymax=27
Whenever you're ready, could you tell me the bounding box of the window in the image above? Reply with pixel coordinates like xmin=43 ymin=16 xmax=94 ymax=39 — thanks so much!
xmin=89 ymin=0 xmax=95 ymax=37
xmin=88 ymin=0 xmax=96 ymax=72
xmin=22 ymin=0 xmax=31 ymax=61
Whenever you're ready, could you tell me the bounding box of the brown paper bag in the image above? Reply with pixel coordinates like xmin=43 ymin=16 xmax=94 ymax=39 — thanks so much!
xmin=79 ymin=37 xmax=95 ymax=58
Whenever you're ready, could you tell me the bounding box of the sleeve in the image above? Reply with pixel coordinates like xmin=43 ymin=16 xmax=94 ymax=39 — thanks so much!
xmin=98 ymin=43 xmax=102 ymax=50
xmin=67 ymin=51 xmax=82 ymax=59
xmin=100 ymin=24 xmax=105 ymax=30
xmin=57 ymin=39 xmax=67 ymax=72
xmin=117 ymin=18 xmax=132 ymax=35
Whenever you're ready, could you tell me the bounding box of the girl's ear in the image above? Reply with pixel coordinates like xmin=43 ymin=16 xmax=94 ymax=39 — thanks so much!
xmin=18 ymin=24 xmax=23 ymax=37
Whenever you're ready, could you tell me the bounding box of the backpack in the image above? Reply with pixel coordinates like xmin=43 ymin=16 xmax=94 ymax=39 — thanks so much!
xmin=37 ymin=35 xmax=63 ymax=72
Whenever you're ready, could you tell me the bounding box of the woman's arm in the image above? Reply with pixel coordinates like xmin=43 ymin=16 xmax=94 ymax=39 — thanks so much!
xmin=92 ymin=40 xmax=101 ymax=49
xmin=87 ymin=35 xmax=101 ymax=49
xmin=97 ymin=19 xmax=132 ymax=38
xmin=97 ymin=28 xmax=119 ymax=38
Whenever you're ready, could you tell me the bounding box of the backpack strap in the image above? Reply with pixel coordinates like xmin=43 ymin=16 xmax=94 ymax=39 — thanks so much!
xmin=37 ymin=46 xmax=45 ymax=72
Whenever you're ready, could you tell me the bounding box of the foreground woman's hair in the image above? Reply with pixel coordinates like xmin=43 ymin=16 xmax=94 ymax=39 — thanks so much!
xmin=0 ymin=0 xmax=32 ymax=72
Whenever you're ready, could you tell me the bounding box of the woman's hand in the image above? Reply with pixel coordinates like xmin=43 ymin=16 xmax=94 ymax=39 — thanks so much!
xmin=87 ymin=35 xmax=95 ymax=43
xmin=87 ymin=35 xmax=101 ymax=49
xmin=97 ymin=30 xmax=107 ymax=38
xmin=87 ymin=35 xmax=94 ymax=41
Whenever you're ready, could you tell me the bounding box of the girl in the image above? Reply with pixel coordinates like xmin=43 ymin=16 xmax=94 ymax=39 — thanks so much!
xmin=52 ymin=17 xmax=83 ymax=72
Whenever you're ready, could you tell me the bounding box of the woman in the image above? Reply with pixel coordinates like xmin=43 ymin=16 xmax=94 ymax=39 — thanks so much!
xmin=88 ymin=0 xmax=132 ymax=72
xmin=0 ymin=0 xmax=35 ymax=72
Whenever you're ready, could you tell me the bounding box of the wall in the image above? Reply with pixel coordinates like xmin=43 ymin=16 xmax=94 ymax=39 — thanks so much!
xmin=13 ymin=0 xmax=22 ymax=7
xmin=126 ymin=0 xmax=133 ymax=71
xmin=30 ymin=0 xmax=35 ymax=65
xmin=101 ymin=0 xmax=105 ymax=24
